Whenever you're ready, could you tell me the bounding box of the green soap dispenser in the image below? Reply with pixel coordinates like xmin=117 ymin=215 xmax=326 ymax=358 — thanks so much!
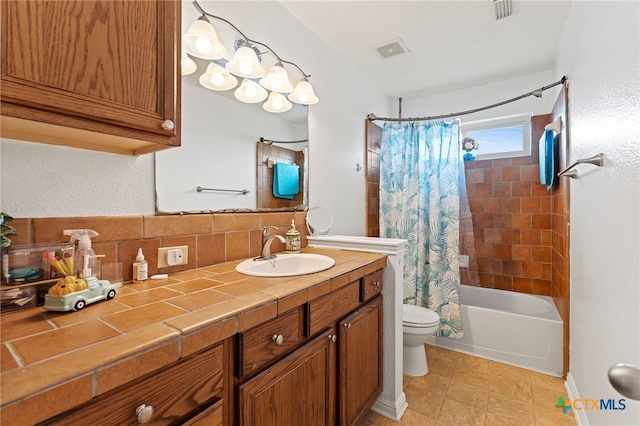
xmin=286 ymin=219 xmax=301 ymax=253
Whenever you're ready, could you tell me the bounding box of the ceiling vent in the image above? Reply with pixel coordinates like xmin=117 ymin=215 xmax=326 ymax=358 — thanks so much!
xmin=493 ymin=0 xmax=513 ymax=20
xmin=372 ymin=38 xmax=409 ymax=60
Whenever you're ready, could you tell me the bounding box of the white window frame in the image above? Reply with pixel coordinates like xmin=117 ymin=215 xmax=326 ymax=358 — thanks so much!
xmin=461 ymin=113 xmax=532 ymax=161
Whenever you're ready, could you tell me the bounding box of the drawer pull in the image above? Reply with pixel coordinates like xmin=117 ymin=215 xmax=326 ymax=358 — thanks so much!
xmin=272 ymin=334 xmax=284 ymax=345
xmin=373 ymin=281 xmax=381 ymax=287
xmin=328 ymin=334 xmax=337 ymax=342
xmin=344 ymin=323 xmax=352 ymax=330
xmin=136 ymin=404 xmax=154 ymax=423
xmin=161 ymin=119 xmax=175 ymax=131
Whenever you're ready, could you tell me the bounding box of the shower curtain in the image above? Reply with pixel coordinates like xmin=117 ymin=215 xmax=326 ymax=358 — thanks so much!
xmin=379 ymin=120 xmax=463 ymax=338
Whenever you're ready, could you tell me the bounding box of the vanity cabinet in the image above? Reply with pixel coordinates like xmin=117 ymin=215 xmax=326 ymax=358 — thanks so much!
xmin=40 ymin=340 xmax=230 ymax=426
xmin=238 ymin=329 xmax=337 ymax=426
xmin=0 ymin=0 xmax=180 ymax=155
xmin=237 ymin=270 xmax=384 ymax=426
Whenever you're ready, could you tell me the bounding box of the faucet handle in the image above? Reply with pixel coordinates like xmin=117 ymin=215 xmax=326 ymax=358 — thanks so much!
xmin=263 ymin=226 xmax=278 ymax=237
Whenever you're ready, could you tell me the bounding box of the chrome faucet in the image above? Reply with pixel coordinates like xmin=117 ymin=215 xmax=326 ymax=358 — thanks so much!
xmin=260 ymin=235 xmax=286 ymax=261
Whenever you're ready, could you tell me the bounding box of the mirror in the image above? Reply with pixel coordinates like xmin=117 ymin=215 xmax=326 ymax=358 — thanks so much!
xmin=155 ymin=59 xmax=308 ymax=213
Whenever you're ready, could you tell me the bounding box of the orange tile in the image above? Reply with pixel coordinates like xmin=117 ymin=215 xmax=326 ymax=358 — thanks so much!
xmin=46 ymin=299 xmax=131 ymax=328
xmin=97 ymin=341 xmax=179 ymax=394
xmin=166 ymin=289 xmax=234 ymax=312
xmin=32 ymin=216 xmax=143 ymax=244
xmin=12 ymin=319 xmax=121 ymax=365
xmin=214 ymin=213 xmax=261 ymax=232
xmin=198 ymin=233 xmax=226 ymax=266
xmin=143 ymin=214 xmax=212 ymax=238
xmin=181 ymin=318 xmax=237 ymax=357
xmin=102 ymin=302 xmax=188 ymax=333
xmin=237 ymin=301 xmax=278 ymax=332
xmin=225 ymin=231 xmax=250 ymax=261
xmin=0 ymin=309 xmax=54 ymax=342
xmin=1 ymin=344 xmax=18 ymax=372
xmin=0 ymin=324 xmax=178 ymax=405
xmin=117 ymin=287 xmax=183 ymax=308
xmin=0 ymin=375 xmax=93 ymax=425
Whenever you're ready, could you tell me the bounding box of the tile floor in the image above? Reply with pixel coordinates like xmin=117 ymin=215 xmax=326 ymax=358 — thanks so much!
xmin=365 ymin=344 xmax=577 ymax=426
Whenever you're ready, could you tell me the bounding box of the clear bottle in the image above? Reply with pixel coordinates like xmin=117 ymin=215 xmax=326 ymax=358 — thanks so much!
xmin=133 ymin=248 xmax=148 ymax=282
xmin=64 ymin=229 xmax=99 ymax=278
xmin=286 ymin=219 xmax=301 ymax=253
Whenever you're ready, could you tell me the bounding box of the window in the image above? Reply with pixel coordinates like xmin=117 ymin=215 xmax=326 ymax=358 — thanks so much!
xmin=461 ymin=113 xmax=532 ymax=160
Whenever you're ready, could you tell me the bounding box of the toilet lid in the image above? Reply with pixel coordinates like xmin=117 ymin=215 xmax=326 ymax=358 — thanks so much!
xmin=403 ymin=304 xmax=440 ymax=326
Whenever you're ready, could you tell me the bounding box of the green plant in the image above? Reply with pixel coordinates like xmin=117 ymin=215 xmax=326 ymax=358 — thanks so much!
xmin=1 ymin=212 xmax=16 ymax=248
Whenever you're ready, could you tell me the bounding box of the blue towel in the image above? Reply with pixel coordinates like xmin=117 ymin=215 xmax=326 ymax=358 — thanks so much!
xmin=539 ymin=130 xmax=557 ymax=190
xmin=273 ymin=163 xmax=299 ymax=199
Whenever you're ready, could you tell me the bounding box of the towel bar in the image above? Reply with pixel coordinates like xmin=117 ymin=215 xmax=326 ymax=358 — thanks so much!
xmin=557 ymin=153 xmax=604 ymax=179
xmin=196 ymin=186 xmax=249 ymax=194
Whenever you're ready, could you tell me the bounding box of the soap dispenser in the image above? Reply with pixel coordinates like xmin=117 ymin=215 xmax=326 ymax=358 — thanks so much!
xmin=286 ymin=219 xmax=301 ymax=253
xmin=64 ymin=229 xmax=99 ymax=278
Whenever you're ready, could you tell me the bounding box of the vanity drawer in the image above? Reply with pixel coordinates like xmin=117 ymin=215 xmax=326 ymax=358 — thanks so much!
xmin=43 ymin=343 xmax=225 ymax=425
xmin=308 ymin=280 xmax=361 ymax=335
xmin=362 ymin=269 xmax=383 ymax=301
xmin=239 ymin=305 xmax=306 ymax=378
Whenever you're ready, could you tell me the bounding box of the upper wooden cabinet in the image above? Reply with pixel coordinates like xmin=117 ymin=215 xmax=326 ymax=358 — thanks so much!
xmin=0 ymin=0 xmax=181 ymax=155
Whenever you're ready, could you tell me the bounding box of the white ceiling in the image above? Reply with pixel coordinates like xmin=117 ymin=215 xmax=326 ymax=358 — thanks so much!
xmin=280 ymin=0 xmax=573 ymax=99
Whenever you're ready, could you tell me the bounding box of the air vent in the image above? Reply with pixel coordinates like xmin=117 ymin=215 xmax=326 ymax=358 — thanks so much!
xmin=493 ymin=0 xmax=513 ymax=20
xmin=372 ymin=38 xmax=409 ymax=60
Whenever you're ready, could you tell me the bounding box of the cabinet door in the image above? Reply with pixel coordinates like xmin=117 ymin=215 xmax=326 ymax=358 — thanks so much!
xmin=238 ymin=329 xmax=336 ymax=426
xmin=338 ymin=296 xmax=383 ymax=426
xmin=1 ymin=0 xmax=180 ymax=153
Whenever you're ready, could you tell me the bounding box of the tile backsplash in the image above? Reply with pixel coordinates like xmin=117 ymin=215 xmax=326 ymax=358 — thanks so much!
xmin=8 ymin=211 xmax=308 ymax=283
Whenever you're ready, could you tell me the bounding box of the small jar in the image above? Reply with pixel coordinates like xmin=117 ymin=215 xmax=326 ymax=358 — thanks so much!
xmin=286 ymin=220 xmax=301 ymax=253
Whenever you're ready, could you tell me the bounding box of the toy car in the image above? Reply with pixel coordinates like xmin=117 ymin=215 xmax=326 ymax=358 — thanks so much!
xmin=44 ymin=276 xmax=117 ymax=312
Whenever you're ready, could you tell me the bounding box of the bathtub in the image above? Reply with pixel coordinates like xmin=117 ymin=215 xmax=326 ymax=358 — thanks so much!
xmin=432 ymin=285 xmax=563 ymax=376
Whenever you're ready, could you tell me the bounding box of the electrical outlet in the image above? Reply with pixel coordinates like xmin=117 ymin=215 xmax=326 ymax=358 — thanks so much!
xmin=157 ymin=246 xmax=189 ymax=268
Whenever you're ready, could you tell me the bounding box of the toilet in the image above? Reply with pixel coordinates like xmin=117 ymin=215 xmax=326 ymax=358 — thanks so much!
xmin=402 ymin=304 xmax=440 ymax=376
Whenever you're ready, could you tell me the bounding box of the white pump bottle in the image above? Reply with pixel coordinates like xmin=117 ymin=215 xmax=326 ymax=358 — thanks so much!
xmin=63 ymin=229 xmax=99 ymax=278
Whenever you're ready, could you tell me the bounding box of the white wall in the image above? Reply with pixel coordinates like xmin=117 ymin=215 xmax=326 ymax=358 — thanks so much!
xmin=557 ymin=1 xmax=640 ymax=425
xmin=401 ymin=69 xmax=561 ymax=123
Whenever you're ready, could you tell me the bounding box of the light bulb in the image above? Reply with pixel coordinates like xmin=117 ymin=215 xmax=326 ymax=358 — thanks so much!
xmin=194 ymin=36 xmax=213 ymax=54
xmin=210 ymin=72 xmax=225 ymax=87
xmin=245 ymin=85 xmax=258 ymax=98
xmin=298 ymin=93 xmax=310 ymax=103
xmin=272 ymin=98 xmax=284 ymax=110
xmin=239 ymin=61 xmax=253 ymax=76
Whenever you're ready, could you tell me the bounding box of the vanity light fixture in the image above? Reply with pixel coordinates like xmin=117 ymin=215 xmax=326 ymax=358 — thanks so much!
xmin=260 ymin=62 xmax=294 ymax=93
xmin=199 ymin=62 xmax=238 ymax=91
xmin=181 ymin=52 xmax=197 ymax=76
xmin=184 ymin=1 xmax=319 ymax=110
xmin=183 ymin=16 xmax=227 ymax=60
xmin=225 ymin=45 xmax=266 ymax=79
xmin=234 ymin=78 xmax=268 ymax=103
xmin=263 ymin=91 xmax=293 ymax=113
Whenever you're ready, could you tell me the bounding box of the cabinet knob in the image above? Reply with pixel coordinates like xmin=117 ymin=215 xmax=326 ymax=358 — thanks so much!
xmin=136 ymin=404 xmax=154 ymax=423
xmin=344 ymin=323 xmax=352 ymax=330
xmin=373 ymin=281 xmax=381 ymax=287
xmin=328 ymin=334 xmax=337 ymax=342
xmin=272 ymin=334 xmax=284 ymax=345
xmin=161 ymin=119 xmax=175 ymax=131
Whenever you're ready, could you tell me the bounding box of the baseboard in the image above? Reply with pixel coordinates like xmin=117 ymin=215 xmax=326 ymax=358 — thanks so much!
xmin=371 ymin=391 xmax=409 ymax=422
xmin=565 ymin=372 xmax=588 ymax=426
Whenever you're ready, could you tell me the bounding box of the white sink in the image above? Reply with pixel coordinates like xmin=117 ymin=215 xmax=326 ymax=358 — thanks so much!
xmin=235 ymin=253 xmax=335 ymax=277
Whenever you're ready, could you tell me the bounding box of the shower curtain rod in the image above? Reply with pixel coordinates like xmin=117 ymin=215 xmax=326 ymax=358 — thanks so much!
xmin=367 ymin=76 xmax=567 ymax=122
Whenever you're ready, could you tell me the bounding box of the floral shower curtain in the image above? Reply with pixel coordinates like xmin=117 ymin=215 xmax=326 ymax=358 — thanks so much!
xmin=379 ymin=120 xmax=463 ymax=338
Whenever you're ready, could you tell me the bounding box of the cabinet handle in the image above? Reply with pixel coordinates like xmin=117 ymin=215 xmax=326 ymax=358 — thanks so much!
xmin=136 ymin=404 xmax=154 ymax=423
xmin=344 ymin=323 xmax=352 ymax=330
xmin=328 ymin=334 xmax=337 ymax=342
xmin=373 ymin=281 xmax=381 ymax=287
xmin=161 ymin=119 xmax=175 ymax=131
xmin=272 ymin=334 xmax=284 ymax=345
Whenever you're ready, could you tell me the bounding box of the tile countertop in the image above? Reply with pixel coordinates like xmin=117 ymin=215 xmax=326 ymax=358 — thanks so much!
xmin=0 ymin=247 xmax=386 ymax=423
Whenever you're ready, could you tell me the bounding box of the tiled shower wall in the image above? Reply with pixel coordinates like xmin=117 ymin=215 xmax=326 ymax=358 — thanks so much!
xmin=256 ymin=142 xmax=305 ymax=209
xmin=460 ymin=114 xmax=554 ymax=295
xmin=7 ymin=211 xmax=308 ymax=284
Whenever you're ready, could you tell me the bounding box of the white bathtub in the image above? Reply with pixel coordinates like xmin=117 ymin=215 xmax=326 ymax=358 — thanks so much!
xmin=432 ymin=285 xmax=563 ymax=376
